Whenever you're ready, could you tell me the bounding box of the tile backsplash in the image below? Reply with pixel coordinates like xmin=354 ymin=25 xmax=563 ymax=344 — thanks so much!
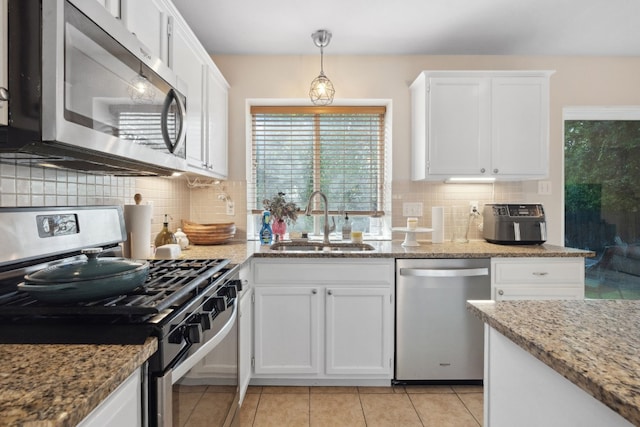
xmin=0 ymin=163 xmax=522 ymax=243
xmin=0 ymin=162 xmax=190 ymax=239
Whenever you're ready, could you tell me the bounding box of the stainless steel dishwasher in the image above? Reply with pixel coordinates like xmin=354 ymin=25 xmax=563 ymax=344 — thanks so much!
xmin=395 ymin=258 xmax=490 ymax=384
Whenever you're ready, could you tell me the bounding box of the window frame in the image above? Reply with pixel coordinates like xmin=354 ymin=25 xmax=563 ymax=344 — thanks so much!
xmin=245 ymin=98 xmax=393 ymax=240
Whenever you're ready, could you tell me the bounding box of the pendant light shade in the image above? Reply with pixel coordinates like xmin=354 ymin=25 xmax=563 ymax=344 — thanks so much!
xmin=309 ymin=30 xmax=334 ymax=105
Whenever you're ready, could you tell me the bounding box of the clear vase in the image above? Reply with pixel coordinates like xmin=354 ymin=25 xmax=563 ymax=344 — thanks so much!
xmin=272 ymin=219 xmax=287 ymax=241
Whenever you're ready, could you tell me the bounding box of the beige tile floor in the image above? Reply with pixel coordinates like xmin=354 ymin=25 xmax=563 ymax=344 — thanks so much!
xmin=240 ymin=385 xmax=483 ymax=427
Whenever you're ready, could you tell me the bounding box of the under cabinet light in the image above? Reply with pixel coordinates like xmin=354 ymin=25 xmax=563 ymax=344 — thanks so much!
xmin=444 ymin=177 xmax=496 ymax=183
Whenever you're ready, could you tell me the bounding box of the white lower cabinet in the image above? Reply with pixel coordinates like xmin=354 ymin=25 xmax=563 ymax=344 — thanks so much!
xmin=491 ymin=257 xmax=585 ymax=300
xmin=239 ymin=283 xmax=253 ymax=403
xmin=77 ymin=368 xmax=142 ymax=427
xmin=252 ymin=258 xmax=394 ymax=385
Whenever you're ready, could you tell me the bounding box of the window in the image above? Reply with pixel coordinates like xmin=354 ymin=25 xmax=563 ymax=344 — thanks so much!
xmin=248 ymin=104 xmax=390 ymax=237
xmin=564 ymin=107 xmax=640 ymax=300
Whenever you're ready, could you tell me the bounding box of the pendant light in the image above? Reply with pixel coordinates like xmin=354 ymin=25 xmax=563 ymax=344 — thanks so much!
xmin=309 ymin=29 xmax=335 ymax=105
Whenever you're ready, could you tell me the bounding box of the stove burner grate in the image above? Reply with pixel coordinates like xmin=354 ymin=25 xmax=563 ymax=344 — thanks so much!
xmin=0 ymin=259 xmax=231 ymax=318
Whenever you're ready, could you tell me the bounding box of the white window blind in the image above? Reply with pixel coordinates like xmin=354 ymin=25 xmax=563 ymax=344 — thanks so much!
xmin=249 ymin=105 xmax=387 ymax=215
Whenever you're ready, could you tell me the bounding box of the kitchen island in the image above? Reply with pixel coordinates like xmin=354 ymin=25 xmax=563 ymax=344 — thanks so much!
xmin=467 ymin=300 xmax=640 ymax=427
xmin=0 ymin=338 xmax=156 ymax=427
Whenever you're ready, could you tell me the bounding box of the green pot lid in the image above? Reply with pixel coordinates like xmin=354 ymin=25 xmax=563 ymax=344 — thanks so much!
xmin=25 ymin=248 xmax=148 ymax=284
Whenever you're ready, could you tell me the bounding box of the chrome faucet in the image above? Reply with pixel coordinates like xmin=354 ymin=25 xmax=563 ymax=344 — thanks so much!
xmin=304 ymin=191 xmax=336 ymax=244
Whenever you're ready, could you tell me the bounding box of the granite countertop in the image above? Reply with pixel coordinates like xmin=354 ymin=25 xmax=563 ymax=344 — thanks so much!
xmin=0 ymin=338 xmax=157 ymax=427
xmin=0 ymin=240 xmax=592 ymax=425
xmin=181 ymin=239 xmax=593 ymax=262
xmin=467 ymin=300 xmax=640 ymax=426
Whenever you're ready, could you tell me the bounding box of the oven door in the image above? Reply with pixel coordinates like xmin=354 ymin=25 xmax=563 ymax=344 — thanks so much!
xmin=156 ymin=298 xmax=239 ymax=427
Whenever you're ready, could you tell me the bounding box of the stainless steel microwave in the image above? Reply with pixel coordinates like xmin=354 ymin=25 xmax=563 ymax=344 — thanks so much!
xmin=0 ymin=0 xmax=187 ymax=175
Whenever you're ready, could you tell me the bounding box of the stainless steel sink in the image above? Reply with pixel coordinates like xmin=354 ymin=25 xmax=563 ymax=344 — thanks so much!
xmin=269 ymin=241 xmax=375 ymax=252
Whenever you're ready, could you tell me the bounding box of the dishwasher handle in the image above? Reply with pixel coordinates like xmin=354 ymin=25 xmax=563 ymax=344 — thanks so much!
xmin=399 ymin=267 xmax=489 ymax=278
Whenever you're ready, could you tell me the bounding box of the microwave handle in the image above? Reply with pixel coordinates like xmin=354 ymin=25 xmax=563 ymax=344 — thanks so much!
xmin=161 ymin=89 xmax=186 ymax=154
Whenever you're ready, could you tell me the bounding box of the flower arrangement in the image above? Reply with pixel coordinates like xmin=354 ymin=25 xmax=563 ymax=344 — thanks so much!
xmin=262 ymin=192 xmax=299 ymax=224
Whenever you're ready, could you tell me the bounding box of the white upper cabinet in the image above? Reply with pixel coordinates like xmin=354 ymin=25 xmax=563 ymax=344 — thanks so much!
xmin=115 ymin=0 xmax=229 ymax=178
xmin=121 ymin=0 xmax=169 ymax=63
xmin=170 ymin=18 xmax=205 ymax=172
xmin=411 ymin=70 xmax=554 ymax=181
xmin=203 ymin=65 xmax=229 ymax=178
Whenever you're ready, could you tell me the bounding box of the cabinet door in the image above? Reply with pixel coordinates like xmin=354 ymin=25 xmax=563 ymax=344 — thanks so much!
xmin=171 ymin=21 xmax=205 ymax=170
xmin=325 ymin=287 xmax=392 ymax=376
xmin=77 ymin=368 xmax=142 ymax=427
xmin=254 ymin=286 xmax=320 ymax=374
xmin=204 ymin=66 xmax=229 ymax=178
xmin=239 ymin=288 xmax=252 ymax=403
xmin=121 ymin=0 xmax=168 ymax=62
xmin=492 ymin=77 xmax=549 ymax=177
xmin=427 ymin=77 xmax=491 ymax=176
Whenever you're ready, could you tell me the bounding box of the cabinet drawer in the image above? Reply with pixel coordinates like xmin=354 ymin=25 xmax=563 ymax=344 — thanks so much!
xmin=492 ymin=258 xmax=584 ymax=285
xmin=253 ymin=259 xmax=393 ymax=285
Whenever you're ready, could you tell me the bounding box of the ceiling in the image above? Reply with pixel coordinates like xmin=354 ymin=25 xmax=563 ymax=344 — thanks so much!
xmin=171 ymin=0 xmax=640 ymax=56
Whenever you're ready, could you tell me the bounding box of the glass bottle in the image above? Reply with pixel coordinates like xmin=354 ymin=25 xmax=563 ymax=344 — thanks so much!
xmin=155 ymin=214 xmax=177 ymax=247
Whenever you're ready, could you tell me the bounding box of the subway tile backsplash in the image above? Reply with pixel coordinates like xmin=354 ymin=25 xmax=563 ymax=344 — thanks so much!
xmin=0 ymin=162 xmax=522 ymax=244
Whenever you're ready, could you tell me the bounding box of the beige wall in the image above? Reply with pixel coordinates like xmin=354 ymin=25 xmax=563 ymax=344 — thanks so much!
xmin=2 ymin=56 xmax=639 ymax=245
xmin=210 ymin=54 xmax=640 ymax=245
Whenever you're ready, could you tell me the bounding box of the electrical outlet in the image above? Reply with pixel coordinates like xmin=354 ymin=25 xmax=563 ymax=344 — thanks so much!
xmin=538 ymin=180 xmax=552 ymax=195
xmin=403 ymin=202 xmax=423 ymax=217
xmin=469 ymin=201 xmax=479 ymax=214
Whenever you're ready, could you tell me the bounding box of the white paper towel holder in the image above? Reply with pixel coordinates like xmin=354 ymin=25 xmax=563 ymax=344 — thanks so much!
xmin=392 ymin=227 xmax=434 ymax=247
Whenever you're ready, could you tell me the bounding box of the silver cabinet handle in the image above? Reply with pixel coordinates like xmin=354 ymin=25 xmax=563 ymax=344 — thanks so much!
xmin=399 ymin=267 xmax=489 ymax=278
xmin=498 ymin=289 xmax=504 ymax=296
xmin=0 ymin=87 xmax=8 ymax=101
xmin=532 ymin=272 xmax=549 ymax=276
xmin=493 ymin=168 xmax=499 ymax=174
xmin=480 ymin=168 xmax=486 ymax=173
xmin=312 ymin=289 xmax=317 ymax=294
xmin=327 ymin=289 xmax=333 ymax=295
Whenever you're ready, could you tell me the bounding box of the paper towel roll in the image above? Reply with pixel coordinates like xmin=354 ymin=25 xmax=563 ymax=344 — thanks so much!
xmin=432 ymin=206 xmax=445 ymax=243
xmin=123 ymin=204 xmax=152 ymax=259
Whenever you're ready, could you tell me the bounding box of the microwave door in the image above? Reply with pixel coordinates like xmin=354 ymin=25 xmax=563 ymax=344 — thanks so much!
xmin=39 ymin=0 xmax=187 ymax=173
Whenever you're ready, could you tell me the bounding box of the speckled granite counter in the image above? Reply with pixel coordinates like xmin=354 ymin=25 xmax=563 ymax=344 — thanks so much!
xmin=467 ymin=300 xmax=640 ymax=426
xmin=179 ymin=239 xmax=593 ymax=262
xmin=0 ymin=338 xmax=157 ymax=427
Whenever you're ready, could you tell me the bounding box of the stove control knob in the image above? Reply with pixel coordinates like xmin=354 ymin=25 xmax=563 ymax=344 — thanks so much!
xmin=204 ymin=296 xmax=226 ymax=313
xmin=222 ymin=283 xmax=238 ymax=299
xmin=200 ymin=313 xmax=212 ymax=330
xmin=168 ymin=325 xmax=184 ymax=344
xmin=185 ymin=322 xmax=202 ymax=343
xmin=189 ymin=313 xmax=211 ymax=331
xmin=228 ymin=279 xmax=243 ymax=292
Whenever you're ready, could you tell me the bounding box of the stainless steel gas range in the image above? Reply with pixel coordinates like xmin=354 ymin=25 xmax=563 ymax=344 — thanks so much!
xmin=0 ymin=206 xmax=241 ymax=427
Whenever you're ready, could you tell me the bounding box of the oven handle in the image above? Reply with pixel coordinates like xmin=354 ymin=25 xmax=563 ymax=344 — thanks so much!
xmin=170 ymin=298 xmax=238 ymax=383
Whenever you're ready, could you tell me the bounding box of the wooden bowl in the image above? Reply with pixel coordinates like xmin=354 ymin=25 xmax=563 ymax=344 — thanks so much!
xmin=182 ymin=221 xmax=236 ymax=245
